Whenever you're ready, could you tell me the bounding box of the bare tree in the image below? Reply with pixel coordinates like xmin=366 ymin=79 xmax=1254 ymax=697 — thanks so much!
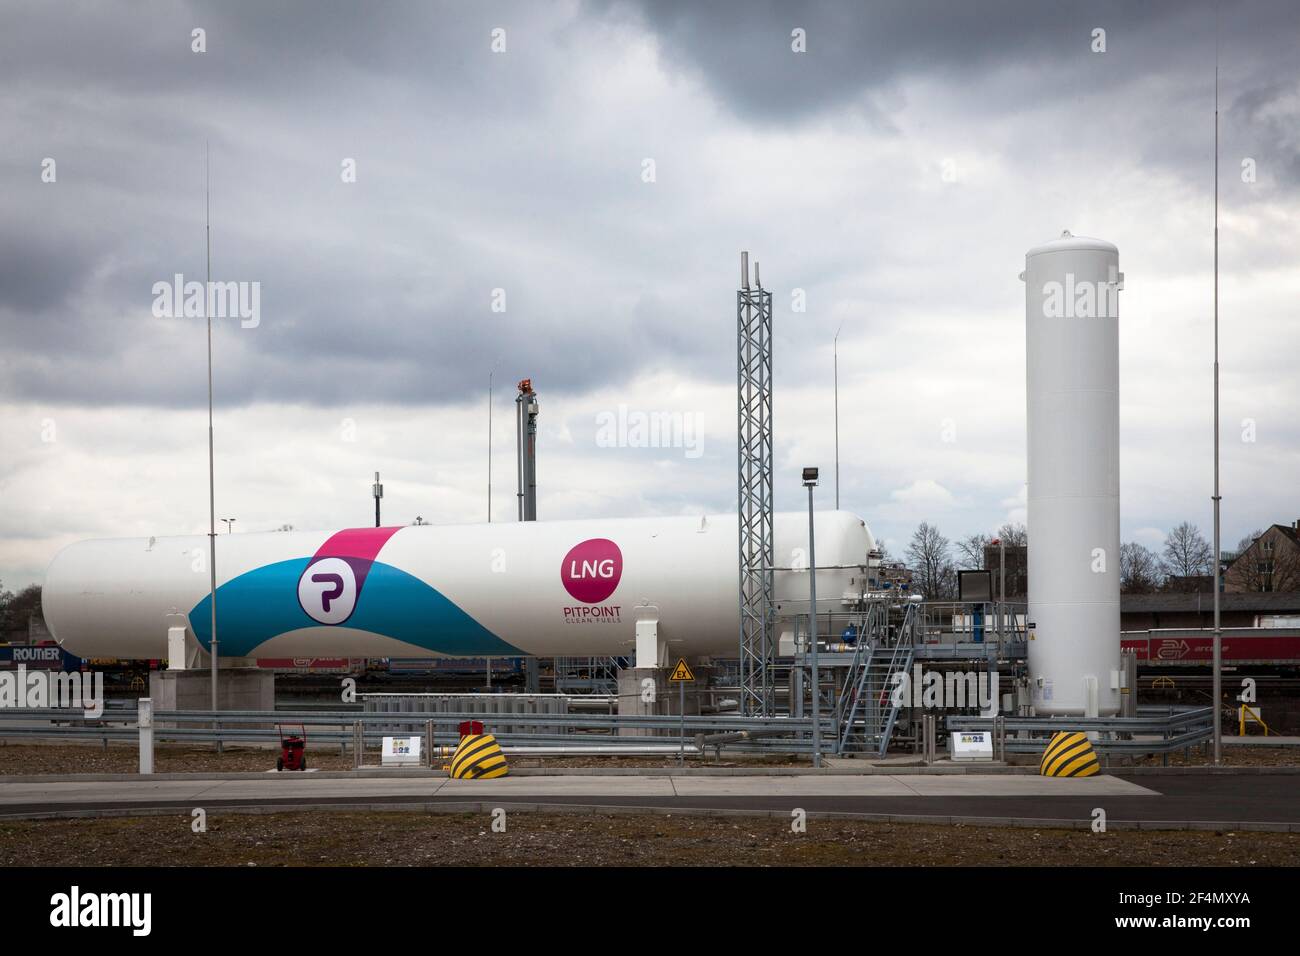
xmin=939 ymin=563 xmax=959 ymax=599
xmin=1161 ymin=521 xmax=1213 ymax=580
xmin=1236 ymin=529 xmax=1266 ymax=554
xmin=0 ymin=583 xmax=42 ymax=636
xmin=907 ymin=522 xmax=955 ymax=599
xmin=1120 ymin=542 xmax=1162 ymax=594
xmin=955 ymin=533 xmax=991 ymax=570
xmin=996 ymin=522 xmax=1028 ymax=547
xmin=986 ymin=524 xmax=1029 ymax=597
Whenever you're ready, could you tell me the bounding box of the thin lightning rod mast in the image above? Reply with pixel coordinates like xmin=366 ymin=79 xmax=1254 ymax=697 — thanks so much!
xmin=834 ymin=324 xmax=842 ymax=510
xmin=488 ymin=370 xmax=493 ymax=523
xmin=1212 ymin=56 xmax=1223 ymax=766
xmin=205 ymin=143 xmax=219 ymax=717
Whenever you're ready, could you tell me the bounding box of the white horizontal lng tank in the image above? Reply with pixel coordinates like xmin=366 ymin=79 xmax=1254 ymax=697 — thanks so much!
xmin=43 ymin=511 xmax=875 ymax=661
xmin=1022 ymin=232 xmax=1123 ymax=716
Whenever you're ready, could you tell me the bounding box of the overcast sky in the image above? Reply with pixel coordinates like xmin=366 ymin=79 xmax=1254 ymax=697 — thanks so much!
xmin=2 ymin=0 xmax=1298 ymax=589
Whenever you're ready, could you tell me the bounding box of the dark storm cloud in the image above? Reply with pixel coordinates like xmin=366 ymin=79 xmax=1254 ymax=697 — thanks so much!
xmin=0 ymin=0 xmax=540 ymax=103
xmin=599 ymin=0 xmax=1300 ymax=206
xmin=0 ymin=229 xmax=95 ymax=313
xmin=1 ymin=0 xmax=1298 ymax=410
xmin=1230 ymin=83 xmax=1300 ymax=192
xmin=0 ymin=0 xmax=732 ymax=409
xmin=595 ymin=0 xmax=1292 ymax=120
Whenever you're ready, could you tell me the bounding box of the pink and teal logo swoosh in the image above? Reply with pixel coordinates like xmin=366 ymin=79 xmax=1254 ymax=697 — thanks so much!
xmin=189 ymin=527 xmax=521 ymax=657
xmin=296 ymin=526 xmax=402 ymax=626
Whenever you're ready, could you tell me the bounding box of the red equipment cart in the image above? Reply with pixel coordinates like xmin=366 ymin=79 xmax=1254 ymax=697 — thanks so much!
xmin=276 ymin=722 xmax=307 ymax=771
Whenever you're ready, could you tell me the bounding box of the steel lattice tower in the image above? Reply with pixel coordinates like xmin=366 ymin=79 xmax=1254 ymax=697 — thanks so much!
xmin=736 ymin=252 xmax=775 ymax=716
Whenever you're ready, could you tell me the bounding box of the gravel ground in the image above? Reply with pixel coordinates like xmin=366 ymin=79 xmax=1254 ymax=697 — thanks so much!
xmin=0 ymin=743 xmax=355 ymax=774
xmin=1 ymin=811 xmax=1296 ymax=866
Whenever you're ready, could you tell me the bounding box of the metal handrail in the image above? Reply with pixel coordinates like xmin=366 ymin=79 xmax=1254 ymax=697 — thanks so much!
xmin=0 ymin=707 xmax=820 ymax=727
xmin=832 ymin=602 xmax=877 ymax=732
xmin=834 ymin=602 xmax=918 ymax=754
xmin=834 ymin=605 xmax=881 ymax=752
xmin=874 ymin=603 xmax=918 ymax=756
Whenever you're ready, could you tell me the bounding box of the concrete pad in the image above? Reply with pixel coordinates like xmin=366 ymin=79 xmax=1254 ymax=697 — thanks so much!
xmin=440 ymin=775 xmax=676 ymax=797
xmin=0 ymin=780 xmax=205 ymax=800
xmin=0 ymin=776 xmax=450 ymax=807
xmin=0 ymin=770 xmax=1155 ymax=812
xmin=669 ymin=775 xmax=918 ymax=797
xmin=897 ymin=775 xmax=1156 ymax=796
xmin=193 ymin=778 xmax=449 ymax=801
xmin=826 ymin=755 xmax=926 ymax=768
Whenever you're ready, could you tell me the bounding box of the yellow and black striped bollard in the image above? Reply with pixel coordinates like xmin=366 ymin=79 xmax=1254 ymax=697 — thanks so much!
xmin=449 ymin=733 xmax=509 ymax=779
xmin=1039 ymin=731 xmax=1100 ymax=778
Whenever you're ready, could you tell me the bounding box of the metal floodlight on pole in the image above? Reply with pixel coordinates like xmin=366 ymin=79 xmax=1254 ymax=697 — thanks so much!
xmin=373 ymin=472 xmax=384 ymax=528
xmin=803 ymin=466 xmax=821 ymax=768
xmin=221 ymin=518 xmax=235 ymax=534
xmin=204 ymin=142 xmax=219 ymax=722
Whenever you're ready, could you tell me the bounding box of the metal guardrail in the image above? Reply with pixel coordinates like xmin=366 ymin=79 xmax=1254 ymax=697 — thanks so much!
xmin=1 ymin=704 xmax=1214 ymax=759
xmin=0 ymin=707 xmax=826 ymax=754
xmin=945 ymin=706 xmax=1215 ymax=755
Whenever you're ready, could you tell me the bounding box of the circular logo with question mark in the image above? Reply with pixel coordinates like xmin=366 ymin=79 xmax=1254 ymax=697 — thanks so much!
xmin=297 ymin=557 xmax=358 ymax=625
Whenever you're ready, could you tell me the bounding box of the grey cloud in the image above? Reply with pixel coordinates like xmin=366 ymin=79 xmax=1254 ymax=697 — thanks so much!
xmin=0 ymin=1 xmax=551 ymax=113
xmin=0 ymin=229 xmax=95 ymax=313
xmin=599 ymin=0 xmax=1300 ymax=208
xmin=595 ymin=0 xmax=1292 ymax=120
xmin=1 ymin=0 xmax=1297 ymax=428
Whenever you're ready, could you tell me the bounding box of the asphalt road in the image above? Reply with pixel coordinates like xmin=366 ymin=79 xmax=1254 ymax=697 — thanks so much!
xmin=1 ymin=772 xmax=1296 ymax=828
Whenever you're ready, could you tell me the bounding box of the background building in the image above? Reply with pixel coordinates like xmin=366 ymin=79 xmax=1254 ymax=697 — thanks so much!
xmin=1225 ymin=522 xmax=1300 ymax=593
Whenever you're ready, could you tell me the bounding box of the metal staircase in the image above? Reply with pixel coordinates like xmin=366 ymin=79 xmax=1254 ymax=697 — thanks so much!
xmin=836 ymin=602 xmax=918 ymax=756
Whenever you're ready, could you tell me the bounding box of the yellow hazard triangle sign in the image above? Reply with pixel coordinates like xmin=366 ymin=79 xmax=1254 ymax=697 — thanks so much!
xmin=668 ymin=658 xmax=695 ymax=682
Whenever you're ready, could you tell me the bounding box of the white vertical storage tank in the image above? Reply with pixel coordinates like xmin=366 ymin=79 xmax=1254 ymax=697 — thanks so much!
xmin=1022 ymin=232 xmax=1122 ymax=716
